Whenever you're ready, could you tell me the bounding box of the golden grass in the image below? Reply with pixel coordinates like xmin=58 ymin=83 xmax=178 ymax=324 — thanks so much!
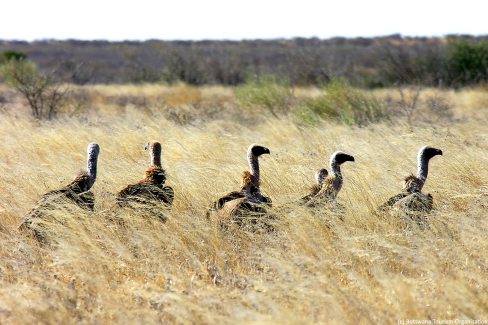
xmin=0 ymin=85 xmax=487 ymax=324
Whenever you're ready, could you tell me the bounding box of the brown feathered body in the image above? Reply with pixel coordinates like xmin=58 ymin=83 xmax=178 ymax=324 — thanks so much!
xmin=211 ymin=171 xmax=271 ymax=212
xmin=393 ymin=192 xmax=433 ymax=212
xmin=47 ymin=172 xmax=96 ymax=210
xmin=208 ymin=144 xmax=272 ymax=231
xmin=23 ymin=171 xmax=96 ymax=215
xmin=301 ymin=184 xmax=322 ymax=204
xmin=380 ymin=174 xmax=422 ymax=209
xmin=20 ymin=178 xmax=96 ymax=242
xmin=301 ymin=168 xmax=328 ymax=204
xmin=116 ymin=166 xmax=174 ymax=207
xmin=305 ymin=176 xmax=344 ymax=207
xmin=116 ymin=142 xmax=174 ymax=208
xmin=215 ymin=197 xmax=273 ymax=232
xmin=212 ymin=172 xmax=273 ymax=232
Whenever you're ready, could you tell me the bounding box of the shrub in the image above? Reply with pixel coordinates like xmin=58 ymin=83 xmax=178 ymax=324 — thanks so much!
xmin=446 ymin=40 xmax=488 ymax=86
xmin=298 ymin=79 xmax=387 ymax=126
xmin=378 ymin=45 xmax=446 ymax=87
xmin=234 ymin=75 xmax=292 ymax=117
xmin=0 ymin=60 xmax=69 ymax=120
xmin=0 ymin=50 xmax=27 ymax=64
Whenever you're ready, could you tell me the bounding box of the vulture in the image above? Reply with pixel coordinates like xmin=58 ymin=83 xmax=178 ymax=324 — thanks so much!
xmin=380 ymin=145 xmax=443 ymax=214
xmin=304 ymin=151 xmax=355 ymax=207
xmin=208 ymin=144 xmax=271 ymax=214
xmin=116 ymin=141 xmax=174 ymax=208
xmin=300 ymin=168 xmax=328 ymax=203
xmin=20 ymin=143 xmax=100 ymax=240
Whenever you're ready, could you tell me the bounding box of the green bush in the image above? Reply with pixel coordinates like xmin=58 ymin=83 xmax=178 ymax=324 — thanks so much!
xmin=446 ymin=40 xmax=488 ymax=86
xmin=0 ymin=50 xmax=27 ymax=64
xmin=297 ymin=79 xmax=387 ymax=126
xmin=0 ymin=59 xmax=39 ymax=84
xmin=235 ymin=75 xmax=292 ymax=117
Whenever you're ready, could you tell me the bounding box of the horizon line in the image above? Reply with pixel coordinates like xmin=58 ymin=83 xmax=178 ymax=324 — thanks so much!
xmin=2 ymin=33 xmax=488 ymax=43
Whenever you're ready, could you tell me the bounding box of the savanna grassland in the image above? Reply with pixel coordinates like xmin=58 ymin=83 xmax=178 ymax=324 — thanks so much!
xmin=0 ymin=84 xmax=487 ymax=324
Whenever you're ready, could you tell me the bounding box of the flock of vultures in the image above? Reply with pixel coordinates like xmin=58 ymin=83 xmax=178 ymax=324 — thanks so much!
xmin=18 ymin=141 xmax=443 ymax=240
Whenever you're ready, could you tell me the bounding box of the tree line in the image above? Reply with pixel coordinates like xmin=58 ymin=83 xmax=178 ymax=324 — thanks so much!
xmin=0 ymin=35 xmax=488 ymax=88
xmin=1 ymin=34 xmax=488 ymax=88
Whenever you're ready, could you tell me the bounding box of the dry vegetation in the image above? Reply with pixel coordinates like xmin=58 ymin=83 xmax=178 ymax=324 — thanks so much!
xmin=0 ymin=84 xmax=487 ymax=324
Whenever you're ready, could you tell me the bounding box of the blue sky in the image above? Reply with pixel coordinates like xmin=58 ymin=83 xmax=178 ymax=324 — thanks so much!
xmin=2 ymin=0 xmax=488 ymax=40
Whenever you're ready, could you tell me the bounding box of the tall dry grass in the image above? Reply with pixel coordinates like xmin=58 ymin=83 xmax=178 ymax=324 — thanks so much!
xmin=0 ymin=85 xmax=487 ymax=324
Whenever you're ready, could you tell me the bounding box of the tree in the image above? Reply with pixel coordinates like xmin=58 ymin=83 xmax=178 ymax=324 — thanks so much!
xmin=0 ymin=57 xmax=69 ymax=120
xmin=446 ymin=40 xmax=488 ymax=86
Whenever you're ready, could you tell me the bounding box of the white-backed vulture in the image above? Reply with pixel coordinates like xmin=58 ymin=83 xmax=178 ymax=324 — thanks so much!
xmin=304 ymin=151 xmax=355 ymax=207
xmin=209 ymin=144 xmax=271 ymax=213
xmin=380 ymin=145 xmax=443 ymax=213
xmin=20 ymin=143 xmax=100 ymax=240
xmin=116 ymin=141 xmax=174 ymax=208
xmin=301 ymin=168 xmax=328 ymax=203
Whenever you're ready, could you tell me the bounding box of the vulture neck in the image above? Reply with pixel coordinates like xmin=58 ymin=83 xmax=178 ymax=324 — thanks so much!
xmin=247 ymin=151 xmax=260 ymax=187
